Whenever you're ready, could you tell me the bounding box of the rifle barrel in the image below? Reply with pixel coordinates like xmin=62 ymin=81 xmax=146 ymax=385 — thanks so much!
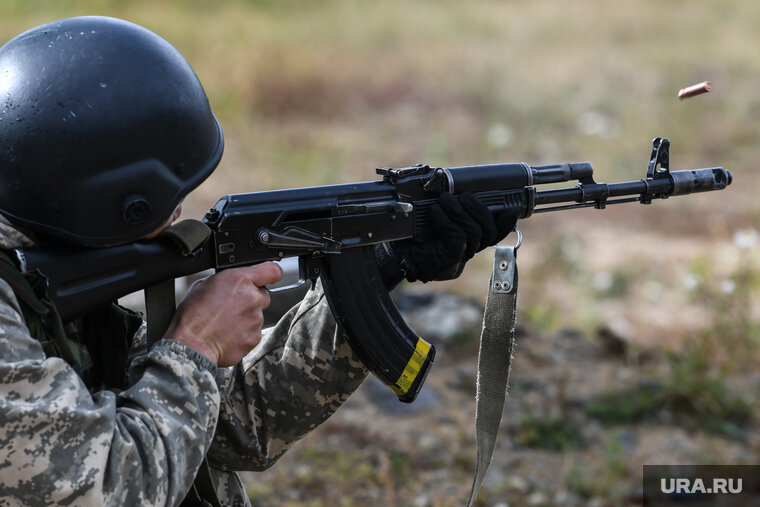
xmin=533 ymin=167 xmax=731 ymax=213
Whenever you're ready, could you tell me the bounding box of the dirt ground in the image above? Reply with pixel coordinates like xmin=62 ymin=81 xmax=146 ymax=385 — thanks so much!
xmin=241 ymin=279 xmax=759 ymax=506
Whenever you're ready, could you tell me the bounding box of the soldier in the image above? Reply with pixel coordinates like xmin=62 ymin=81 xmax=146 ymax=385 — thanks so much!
xmin=0 ymin=16 xmax=516 ymax=506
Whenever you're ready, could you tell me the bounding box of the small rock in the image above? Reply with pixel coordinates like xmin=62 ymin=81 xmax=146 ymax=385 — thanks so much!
xmin=554 ymin=490 xmax=582 ymax=506
xmin=393 ymin=288 xmax=484 ymax=345
xmin=447 ymin=364 xmax=477 ymax=391
xmin=526 ymin=491 xmax=548 ymax=505
xmin=596 ymin=325 xmax=630 ymax=357
xmin=508 ymin=475 xmax=529 ymax=494
xmin=361 ymin=375 xmax=440 ymax=415
xmin=413 ymin=494 xmax=431 ymax=507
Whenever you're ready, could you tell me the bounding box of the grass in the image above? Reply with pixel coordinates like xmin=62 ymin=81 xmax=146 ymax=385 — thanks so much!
xmin=586 ymin=372 xmax=753 ymax=439
xmin=585 ymin=382 xmax=665 ymax=426
xmin=585 ymin=252 xmax=758 ymax=436
xmin=4 ymin=2 xmax=759 ymax=215
xmin=565 ymin=433 xmax=630 ymax=501
xmin=515 ymin=415 xmax=583 ymax=451
xmin=5 ymin=1 xmax=760 ymax=186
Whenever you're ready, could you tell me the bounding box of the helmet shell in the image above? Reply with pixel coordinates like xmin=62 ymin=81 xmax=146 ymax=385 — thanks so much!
xmin=0 ymin=16 xmax=223 ymax=246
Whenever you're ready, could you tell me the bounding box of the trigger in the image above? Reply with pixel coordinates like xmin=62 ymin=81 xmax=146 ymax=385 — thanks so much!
xmin=268 ymin=255 xmax=323 ymax=293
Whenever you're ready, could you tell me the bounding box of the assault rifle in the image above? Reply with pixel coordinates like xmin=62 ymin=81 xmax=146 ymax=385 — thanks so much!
xmin=14 ymin=138 xmax=731 ymax=402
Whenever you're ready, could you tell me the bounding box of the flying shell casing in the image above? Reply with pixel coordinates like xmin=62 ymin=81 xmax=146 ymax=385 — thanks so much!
xmin=678 ymin=81 xmax=712 ymax=99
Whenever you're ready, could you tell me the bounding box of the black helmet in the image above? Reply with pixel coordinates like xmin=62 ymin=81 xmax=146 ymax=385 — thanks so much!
xmin=0 ymin=16 xmax=223 ymax=246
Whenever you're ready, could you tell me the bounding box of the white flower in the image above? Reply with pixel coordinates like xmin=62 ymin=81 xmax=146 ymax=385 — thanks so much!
xmin=642 ymin=280 xmax=663 ymax=301
xmin=560 ymin=240 xmax=581 ymax=262
xmin=577 ymin=110 xmax=620 ymax=138
xmin=682 ymin=274 xmax=702 ymax=292
xmin=593 ymin=271 xmax=613 ymax=292
xmin=721 ymin=279 xmax=736 ymax=294
xmin=487 ymin=123 xmax=513 ymax=148
xmin=733 ymin=228 xmax=758 ymax=250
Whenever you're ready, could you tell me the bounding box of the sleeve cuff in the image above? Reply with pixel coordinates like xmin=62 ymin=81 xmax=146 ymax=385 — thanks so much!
xmin=151 ymin=338 xmax=219 ymax=377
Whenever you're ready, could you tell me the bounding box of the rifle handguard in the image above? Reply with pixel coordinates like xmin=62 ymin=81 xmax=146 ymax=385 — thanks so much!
xmin=320 ymin=245 xmax=435 ymax=403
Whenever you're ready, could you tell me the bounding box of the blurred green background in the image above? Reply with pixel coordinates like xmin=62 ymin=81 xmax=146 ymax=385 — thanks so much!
xmin=3 ymin=1 xmax=757 ymax=505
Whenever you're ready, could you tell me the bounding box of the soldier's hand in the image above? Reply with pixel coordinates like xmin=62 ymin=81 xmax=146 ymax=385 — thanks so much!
xmin=164 ymin=262 xmax=283 ymax=367
xmin=377 ymin=193 xmax=519 ymax=285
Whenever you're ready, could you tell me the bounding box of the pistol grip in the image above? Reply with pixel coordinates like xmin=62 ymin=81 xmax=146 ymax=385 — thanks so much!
xmin=320 ymin=246 xmax=435 ymax=403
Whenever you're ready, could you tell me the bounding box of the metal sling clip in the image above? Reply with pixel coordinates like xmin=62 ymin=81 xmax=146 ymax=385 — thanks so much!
xmin=491 ymin=228 xmax=521 ymax=294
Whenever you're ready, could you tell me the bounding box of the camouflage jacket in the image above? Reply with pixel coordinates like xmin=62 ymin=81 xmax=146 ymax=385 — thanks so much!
xmin=0 ymin=216 xmax=368 ymax=506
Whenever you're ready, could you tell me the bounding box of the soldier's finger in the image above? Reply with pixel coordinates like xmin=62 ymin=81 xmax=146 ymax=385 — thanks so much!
xmin=246 ymin=261 xmax=284 ymax=288
xmin=257 ymin=286 xmax=271 ymax=310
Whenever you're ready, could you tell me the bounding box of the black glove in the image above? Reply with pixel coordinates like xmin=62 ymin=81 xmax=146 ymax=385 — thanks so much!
xmin=376 ymin=192 xmax=519 ymax=287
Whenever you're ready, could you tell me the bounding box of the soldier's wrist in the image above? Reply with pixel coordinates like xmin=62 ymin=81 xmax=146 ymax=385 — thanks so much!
xmin=163 ymin=326 xmax=220 ymax=365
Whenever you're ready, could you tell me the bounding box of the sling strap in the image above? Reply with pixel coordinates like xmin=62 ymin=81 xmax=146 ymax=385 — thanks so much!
xmin=146 ymin=219 xmax=212 ymax=347
xmin=465 ymin=232 xmax=521 ymax=506
xmin=146 ymin=277 xmax=223 ymax=507
xmin=140 ymin=220 xmax=222 ymax=507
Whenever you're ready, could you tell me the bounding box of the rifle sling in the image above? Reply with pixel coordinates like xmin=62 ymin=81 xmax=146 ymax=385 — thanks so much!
xmin=144 ymin=280 xmax=223 ymax=507
xmin=159 ymin=219 xmax=211 ymax=255
xmin=145 ymin=218 xmax=211 ymax=347
xmin=145 ymin=280 xmax=176 ymax=348
xmin=466 ymin=243 xmax=519 ymax=506
xmin=141 ymin=219 xmax=222 ymax=507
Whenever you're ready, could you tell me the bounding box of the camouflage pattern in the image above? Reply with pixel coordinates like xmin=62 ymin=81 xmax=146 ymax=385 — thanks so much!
xmin=0 ymin=220 xmax=368 ymax=506
xmin=0 ymin=215 xmax=33 ymax=250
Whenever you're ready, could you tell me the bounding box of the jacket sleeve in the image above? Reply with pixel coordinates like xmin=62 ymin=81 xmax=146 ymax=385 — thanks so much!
xmin=206 ymin=281 xmax=368 ymax=471
xmin=0 ymin=278 xmax=221 ymax=507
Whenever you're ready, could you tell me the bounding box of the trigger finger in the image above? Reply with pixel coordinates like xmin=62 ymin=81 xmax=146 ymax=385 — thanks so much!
xmin=248 ymin=262 xmax=284 ymax=287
